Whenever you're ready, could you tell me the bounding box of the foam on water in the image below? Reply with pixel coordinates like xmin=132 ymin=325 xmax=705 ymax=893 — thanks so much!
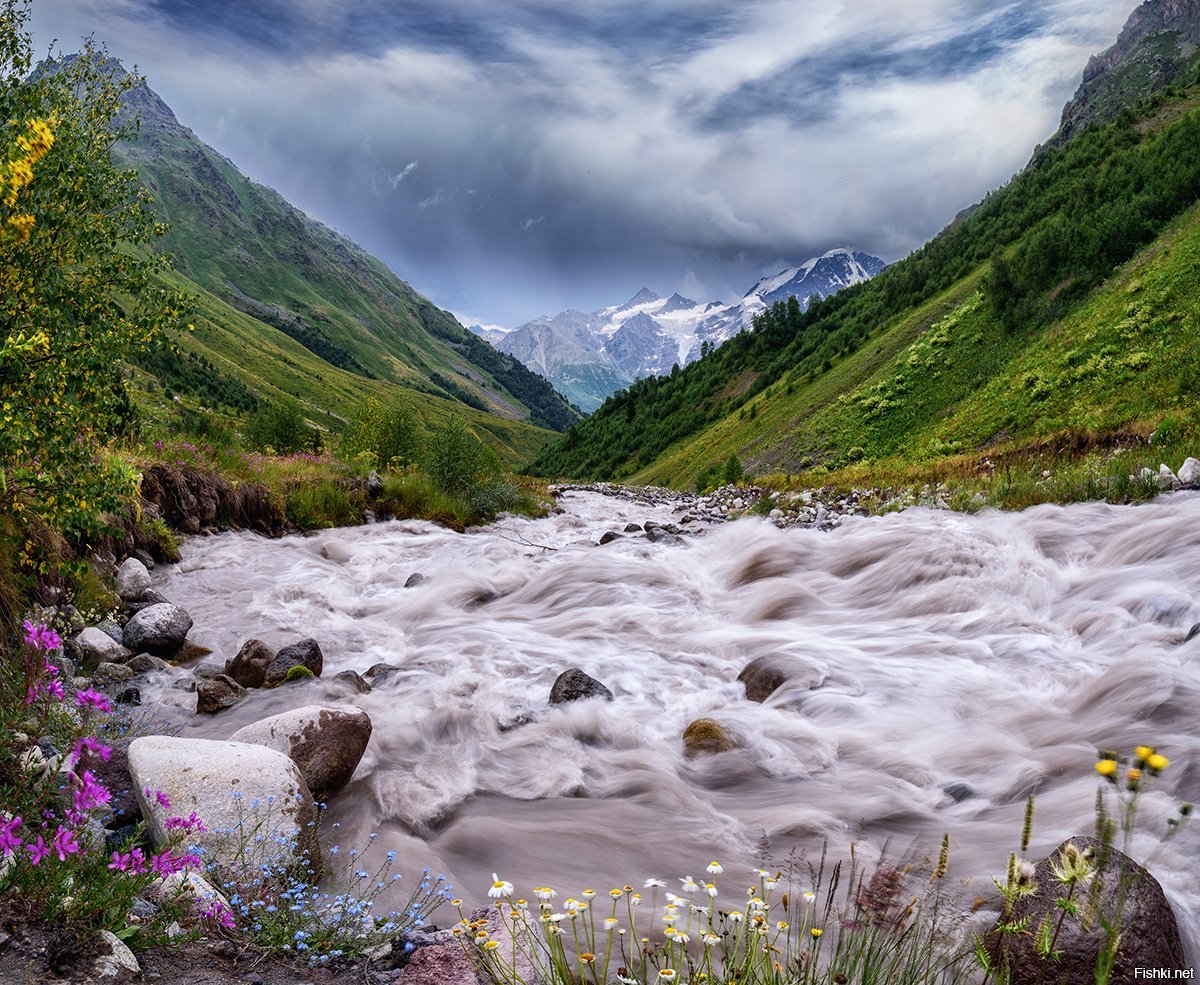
xmin=148 ymin=490 xmax=1200 ymax=954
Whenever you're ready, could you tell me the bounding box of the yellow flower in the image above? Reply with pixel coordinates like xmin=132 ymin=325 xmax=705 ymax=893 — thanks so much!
xmin=1147 ymin=753 xmax=1169 ymax=772
xmin=1135 ymin=745 xmax=1155 ymax=761
xmin=580 ymin=953 xmax=596 ymax=964
xmin=811 ymin=927 xmax=824 ymax=939
xmin=1127 ymin=767 xmax=1143 ymax=787
xmin=1094 ymin=759 xmax=1118 ymax=779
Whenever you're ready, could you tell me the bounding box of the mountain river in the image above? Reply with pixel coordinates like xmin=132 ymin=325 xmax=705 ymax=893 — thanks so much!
xmin=146 ymin=488 xmax=1200 ymax=956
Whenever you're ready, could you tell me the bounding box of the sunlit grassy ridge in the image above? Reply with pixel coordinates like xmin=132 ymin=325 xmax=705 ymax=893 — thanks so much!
xmin=531 ymin=71 xmax=1200 ymax=490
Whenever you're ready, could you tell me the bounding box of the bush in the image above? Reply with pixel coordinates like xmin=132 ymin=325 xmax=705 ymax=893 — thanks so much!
xmin=245 ymin=399 xmax=319 ymax=455
xmin=424 ymin=415 xmax=501 ymax=498
xmin=339 ymin=396 xmax=421 ymax=471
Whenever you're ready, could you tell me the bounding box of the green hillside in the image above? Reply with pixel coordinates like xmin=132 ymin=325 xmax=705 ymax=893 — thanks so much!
xmin=95 ymin=66 xmax=579 ymax=460
xmin=531 ymin=64 xmax=1200 ymax=487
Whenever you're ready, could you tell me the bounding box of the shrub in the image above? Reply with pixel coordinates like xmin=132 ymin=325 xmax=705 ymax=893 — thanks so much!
xmin=339 ymin=396 xmax=422 ymax=471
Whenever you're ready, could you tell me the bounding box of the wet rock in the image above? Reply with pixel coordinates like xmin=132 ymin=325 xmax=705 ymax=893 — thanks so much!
xmin=365 ymin=663 xmax=404 ymax=686
xmin=225 ymin=638 xmax=275 ymax=689
xmin=126 ymin=653 xmax=168 ymax=675
xmin=192 ymin=663 xmax=226 ymax=680
xmin=549 ymin=668 xmax=613 ymax=704
xmin=996 ymin=836 xmax=1186 ymax=983
xmin=179 ymin=516 xmax=201 ymax=535
xmin=116 ymin=557 xmax=152 ymax=601
xmin=645 ymin=527 xmax=683 ymax=544
xmin=196 ymin=674 xmax=248 ymax=714
xmin=738 ymin=655 xmax=793 ymax=702
xmin=682 ymin=718 xmax=737 ymax=756
xmin=624 ymin=522 xmax=643 ymax=532
xmin=332 ymin=670 xmax=372 ymax=693
xmin=230 ymin=705 xmax=372 ymax=800
xmin=264 ymin=638 xmax=324 ymax=686
xmin=1159 ymin=464 xmax=1181 ymax=490
xmin=598 ymin=531 xmax=624 ymax=545
xmin=404 ymin=572 xmax=427 ymax=588
xmin=393 ymin=933 xmax=476 ymax=985
xmin=498 ymin=711 xmax=535 ymax=732
xmin=127 ymin=736 xmax=318 ymax=872
xmin=319 ymin=538 xmax=352 ymax=563
xmin=132 ymin=548 xmax=155 ymax=570
xmin=942 ymin=781 xmax=975 ymax=803
xmin=1185 ymin=623 xmax=1200 ymax=643
xmin=122 ymin=603 xmax=193 ymax=656
xmin=74 ymin=627 xmax=133 ymax=666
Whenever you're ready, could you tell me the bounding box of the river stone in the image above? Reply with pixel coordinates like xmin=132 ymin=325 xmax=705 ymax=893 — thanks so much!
xmin=1179 ymin=457 xmax=1200 ymax=485
xmin=74 ymin=627 xmax=133 ymax=666
xmin=624 ymin=522 xmax=643 ymax=532
xmin=196 ymin=674 xmax=248 ymax=714
xmin=549 ymin=668 xmax=613 ymax=704
xmin=319 ymin=538 xmax=352 ymax=563
xmin=683 ymin=718 xmax=737 ymax=756
xmin=1159 ymin=464 xmax=1181 ymax=490
xmin=738 ymin=654 xmax=825 ymax=702
xmin=123 ymin=603 xmax=193 ymax=656
xmin=93 ymin=929 xmax=140 ymax=978
xmin=116 ymin=557 xmax=152 ymax=601
xmin=332 ymin=670 xmax=372 ymax=693
xmin=126 ymin=653 xmax=168 ymax=675
xmin=598 ymin=530 xmax=624 ymax=545
xmin=94 ymin=619 xmax=125 ymax=645
xmin=1185 ymin=623 xmax=1200 ymax=644
xmin=224 ymin=638 xmax=275 ymax=689
xmin=394 ymin=934 xmax=477 ymax=985
xmin=229 ymin=705 xmax=372 ymax=800
xmin=95 ymin=661 xmax=135 ymax=683
xmin=404 ymin=572 xmax=427 ymax=588
xmin=263 ymin=638 xmax=324 ymax=686
xmin=995 ymin=836 xmax=1186 ymax=983
xmin=127 ymin=736 xmax=319 ymax=872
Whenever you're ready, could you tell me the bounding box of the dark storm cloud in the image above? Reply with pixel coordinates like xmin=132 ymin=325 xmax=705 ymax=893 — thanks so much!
xmin=31 ymin=0 xmax=1139 ymax=326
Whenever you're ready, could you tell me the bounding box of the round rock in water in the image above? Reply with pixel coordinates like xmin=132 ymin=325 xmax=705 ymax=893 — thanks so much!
xmin=122 ymin=603 xmax=193 ymax=656
xmin=263 ymin=638 xmax=324 ymax=686
xmin=682 ymin=718 xmax=737 ymax=756
xmin=195 ymin=674 xmax=248 ymax=715
xmin=224 ymin=638 xmax=275 ymax=689
xmin=116 ymin=557 xmax=153 ymax=601
xmin=549 ymin=668 xmax=613 ymax=704
xmin=126 ymin=736 xmax=318 ymax=871
xmin=229 ymin=705 xmax=372 ymax=800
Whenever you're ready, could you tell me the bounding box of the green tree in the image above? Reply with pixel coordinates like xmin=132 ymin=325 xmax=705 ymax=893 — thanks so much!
xmin=340 ymin=395 xmax=421 ymax=470
xmin=721 ymin=453 xmax=744 ymax=486
xmin=0 ymin=1 xmax=191 ymax=559
xmin=245 ymin=398 xmax=315 ymax=455
xmin=425 ymin=415 xmax=499 ymax=497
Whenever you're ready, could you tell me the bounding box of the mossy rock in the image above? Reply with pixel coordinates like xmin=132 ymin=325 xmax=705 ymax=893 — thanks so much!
xmin=282 ymin=665 xmax=315 ymax=684
xmin=682 ymin=718 xmax=737 ymax=757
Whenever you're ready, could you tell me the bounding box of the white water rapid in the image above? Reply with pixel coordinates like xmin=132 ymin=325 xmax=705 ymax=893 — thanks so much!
xmin=147 ymin=489 xmax=1200 ymax=954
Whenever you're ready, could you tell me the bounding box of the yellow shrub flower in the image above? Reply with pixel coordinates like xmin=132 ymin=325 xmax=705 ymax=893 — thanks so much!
xmin=1135 ymin=745 xmax=1155 ymax=761
xmin=1147 ymin=753 xmax=1169 ymax=772
xmin=1094 ymin=759 xmax=1118 ymax=779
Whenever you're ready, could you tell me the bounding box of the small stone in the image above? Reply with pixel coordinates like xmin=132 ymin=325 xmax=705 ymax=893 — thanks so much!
xmin=94 ymin=619 xmax=125 ymax=645
xmin=943 ymin=781 xmax=975 ymax=803
xmin=1158 ymin=464 xmax=1181 ymax=490
xmin=404 ymin=572 xmax=427 ymax=588
xmin=94 ymin=929 xmax=140 ymax=977
xmin=195 ymin=674 xmax=248 ymax=714
xmin=365 ymin=663 xmax=403 ymax=686
xmin=332 ymin=670 xmax=372 ymax=693
xmin=682 ymin=718 xmax=737 ymax=756
xmin=127 ymin=653 xmax=168 ymax=675
xmin=598 ymin=531 xmax=624 ymax=545
xmin=549 ymin=668 xmax=613 ymax=704
xmin=95 ymin=661 xmax=135 ymax=683
xmin=123 ymin=603 xmax=193 ymax=656
xmin=1185 ymin=623 xmax=1200 ymax=644
xmin=116 ymin=557 xmax=153 ymax=601
xmin=1178 ymin=457 xmax=1200 ymax=485
xmin=74 ymin=627 xmax=133 ymax=666
xmin=623 ymin=522 xmax=643 ymax=532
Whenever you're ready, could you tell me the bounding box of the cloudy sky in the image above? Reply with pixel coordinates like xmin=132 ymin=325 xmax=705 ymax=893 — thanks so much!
xmin=32 ymin=0 xmax=1138 ymax=327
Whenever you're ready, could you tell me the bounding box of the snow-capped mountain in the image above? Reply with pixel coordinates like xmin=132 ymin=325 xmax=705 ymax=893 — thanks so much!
xmin=491 ymin=248 xmax=884 ymax=412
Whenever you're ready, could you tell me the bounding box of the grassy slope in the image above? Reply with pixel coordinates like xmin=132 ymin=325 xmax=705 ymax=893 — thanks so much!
xmin=114 ymin=80 xmax=577 ymax=450
xmin=535 ymin=77 xmax=1200 ymax=488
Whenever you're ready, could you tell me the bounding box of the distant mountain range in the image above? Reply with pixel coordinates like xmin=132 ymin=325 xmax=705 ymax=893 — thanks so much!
xmin=480 ymin=249 xmax=885 ymax=411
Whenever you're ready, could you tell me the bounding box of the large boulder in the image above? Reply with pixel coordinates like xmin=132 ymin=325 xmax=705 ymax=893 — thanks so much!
xmin=127 ymin=736 xmax=318 ymax=872
xmin=229 ymin=706 xmax=372 ymax=800
xmin=224 ymin=638 xmax=275 ymax=689
xmin=1179 ymin=456 xmax=1200 ymax=485
xmin=116 ymin=557 xmax=152 ymax=601
xmin=996 ymin=836 xmax=1186 ymax=983
xmin=196 ymin=674 xmax=248 ymax=715
xmin=74 ymin=627 xmax=133 ymax=666
xmin=682 ymin=719 xmax=737 ymax=757
xmin=122 ymin=603 xmax=193 ymax=657
xmin=549 ymin=668 xmax=613 ymax=704
xmin=263 ymin=638 xmax=324 ymax=687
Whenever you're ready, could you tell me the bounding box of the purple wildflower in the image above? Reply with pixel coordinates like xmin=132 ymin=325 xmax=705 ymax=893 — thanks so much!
xmin=70 ymin=736 xmax=112 ymax=766
xmin=51 ymin=826 xmax=80 ymax=861
xmin=144 ymin=788 xmax=171 ymax=810
xmin=0 ymin=817 xmax=23 ymax=857
xmin=73 ymin=771 xmax=113 ymax=814
xmin=75 ymin=688 xmax=112 ymax=713
xmin=26 ymin=836 xmax=49 ymax=866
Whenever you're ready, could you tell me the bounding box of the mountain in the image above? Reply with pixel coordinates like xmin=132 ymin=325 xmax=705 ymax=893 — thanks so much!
xmin=530 ymin=0 xmax=1200 ymax=485
xmin=1046 ymin=0 xmax=1200 ymax=149
xmin=46 ymin=57 xmax=581 ymax=457
xmin=491 ymin=249 xmax=884 ymax=412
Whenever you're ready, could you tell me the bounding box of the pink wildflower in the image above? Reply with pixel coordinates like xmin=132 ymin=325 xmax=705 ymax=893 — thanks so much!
xmin=26 ymin=835 xmax=49 ymax=866
xmin=70 ymin=736 xmax=112 ymax=766
xmin=0 ymin=817 xmax=23 ymax=856
xmin=75 ymin=688 xmax=112 ymax=714
xmin=73 ymin=771 xmax=113 ymax=814
xmin=52 ymin=826 xmax=80 ymax=861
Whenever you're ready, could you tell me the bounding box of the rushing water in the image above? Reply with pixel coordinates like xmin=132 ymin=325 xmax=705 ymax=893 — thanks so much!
xmin=148 ymin=489 xmax=1200 ymax=955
